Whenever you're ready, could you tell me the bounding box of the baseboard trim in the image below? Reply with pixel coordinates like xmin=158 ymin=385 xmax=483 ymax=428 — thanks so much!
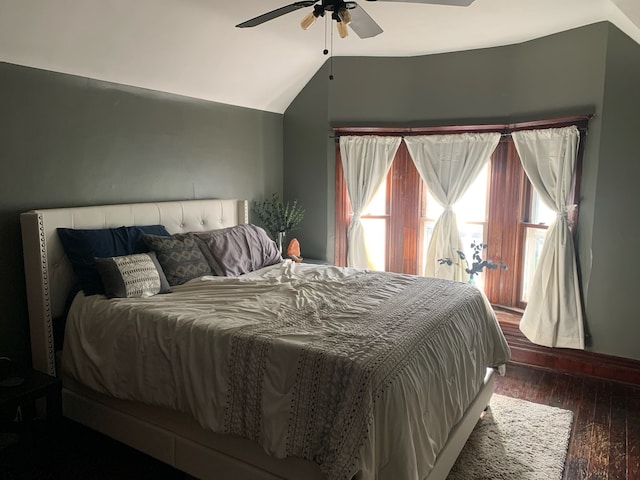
xmin=497 ymin=318 xmax=640 ymax=387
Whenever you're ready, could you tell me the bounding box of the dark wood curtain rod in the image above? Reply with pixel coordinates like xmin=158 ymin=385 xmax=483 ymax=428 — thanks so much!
xmin=331 ymin=114 xmax=594 ymax=138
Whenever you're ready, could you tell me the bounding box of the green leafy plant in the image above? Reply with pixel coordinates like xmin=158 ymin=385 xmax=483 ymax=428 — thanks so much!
xmin=252 ymin=193 xmax=305 ymax=240
xmin=438 ymin=241 xmax=507 ymax=279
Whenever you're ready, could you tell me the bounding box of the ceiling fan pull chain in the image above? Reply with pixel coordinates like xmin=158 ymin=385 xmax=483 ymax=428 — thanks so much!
xmin=323 ymin=13 xmax=329 ymax=55
xmin=329 ymin=18 xmax=335 ymax=80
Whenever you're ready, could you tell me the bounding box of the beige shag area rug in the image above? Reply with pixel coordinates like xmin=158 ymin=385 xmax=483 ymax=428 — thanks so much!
xmin=447 ymin=394 xmax=573 ymax=480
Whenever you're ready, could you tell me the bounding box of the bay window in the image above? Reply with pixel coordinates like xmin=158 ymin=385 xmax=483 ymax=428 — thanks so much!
xmin=334 ymin=116 xmax=588 ymax=309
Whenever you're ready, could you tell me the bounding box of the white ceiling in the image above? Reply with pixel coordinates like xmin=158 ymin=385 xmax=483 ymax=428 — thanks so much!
xmin=1 ymin=0 xmax=639 ymax=114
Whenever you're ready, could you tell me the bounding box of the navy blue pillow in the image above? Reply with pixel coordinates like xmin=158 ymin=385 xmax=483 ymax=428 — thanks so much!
xmin=57 ymin=225 xmax=170 ymax=295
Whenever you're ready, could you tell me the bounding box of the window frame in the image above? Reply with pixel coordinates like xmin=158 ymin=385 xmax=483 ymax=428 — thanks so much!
xmin=334 ymin=115 xmax=590 ymax=309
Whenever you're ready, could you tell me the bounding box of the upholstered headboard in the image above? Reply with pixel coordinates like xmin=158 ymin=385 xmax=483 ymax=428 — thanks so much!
xmin=20 ymin=199 xmax=248 ymax=376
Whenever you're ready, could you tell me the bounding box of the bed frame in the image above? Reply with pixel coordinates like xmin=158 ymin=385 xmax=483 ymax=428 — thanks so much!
xmin=20 ymin=198 xmax=495 ymax=480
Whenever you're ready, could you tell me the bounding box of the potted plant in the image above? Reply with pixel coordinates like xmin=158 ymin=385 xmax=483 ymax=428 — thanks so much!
xmin=253 ymin=193 xmax=305 ymax=252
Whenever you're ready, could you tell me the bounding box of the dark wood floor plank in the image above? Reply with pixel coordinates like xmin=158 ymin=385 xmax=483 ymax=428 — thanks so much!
xmin=608 ymin=381 xmax=628 ymax=480
xmin=627 ymin=385 xmax=640 ymax=480
xmin=546 ymin=371 xmax=573 ymax=409
xmin=529 ymin=370 xmax=558 ymax=405
xmin=562 ymin=373 xmax=586 ymax=480
xmin=495 ymin=362 xmax=537 ymax=399
xmin=586 ymin=380 xmax=612 ymax=480
xmin=565 ymin=377 xmax=598 ymax=480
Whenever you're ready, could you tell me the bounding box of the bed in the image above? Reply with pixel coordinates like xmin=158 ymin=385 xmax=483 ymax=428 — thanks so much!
xmin=20 ymin=198 xmax=510 ymax=480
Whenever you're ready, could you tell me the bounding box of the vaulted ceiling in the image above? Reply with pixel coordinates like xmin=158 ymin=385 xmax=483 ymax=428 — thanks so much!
xmin=1 ymin=0 xmax=639 ymax=114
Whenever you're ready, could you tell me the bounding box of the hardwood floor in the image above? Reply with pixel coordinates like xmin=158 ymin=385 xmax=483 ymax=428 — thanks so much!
xmin=495 ymin=364 xmax=640 ymax=480
xmin=1 ymin=364 xmax=638 ymax=479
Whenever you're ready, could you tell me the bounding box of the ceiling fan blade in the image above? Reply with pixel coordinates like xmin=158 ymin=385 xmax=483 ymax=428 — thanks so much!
xmin=349 ymin=3 xmax=384 ymax=38
xmin=236 ymin=1 xmax=317 ymax=28
xmin=365 ymin=0 xmax=475 ymax=6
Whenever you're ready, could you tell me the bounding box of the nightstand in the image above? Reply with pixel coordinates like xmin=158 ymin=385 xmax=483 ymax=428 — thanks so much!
xmin=302 ymin=258 xmax=330 ymax=265
xmin=0 ymin=368 xmax=62 ymax=431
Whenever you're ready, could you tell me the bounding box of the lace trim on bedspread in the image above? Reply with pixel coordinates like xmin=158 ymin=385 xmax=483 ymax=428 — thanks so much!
xmin=223 ymin=272 xmax=492 ymax=480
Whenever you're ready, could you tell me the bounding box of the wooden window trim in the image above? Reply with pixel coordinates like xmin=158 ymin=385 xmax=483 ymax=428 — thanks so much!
xmin=389 ymin=142 xmax=421 ymax=274
xmin=335 ymin=146 xmax=349 ymax=268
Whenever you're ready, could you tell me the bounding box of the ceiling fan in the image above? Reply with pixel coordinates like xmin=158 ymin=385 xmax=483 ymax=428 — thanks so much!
xmin=236 ymin=0 xmax=475 ymax=39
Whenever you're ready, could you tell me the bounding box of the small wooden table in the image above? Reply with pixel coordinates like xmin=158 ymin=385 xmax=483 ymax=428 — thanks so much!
xmin=302 ymin=258 xmax=330 ymax=265
xmin=0 ymin=368 xmax=62 ymax=429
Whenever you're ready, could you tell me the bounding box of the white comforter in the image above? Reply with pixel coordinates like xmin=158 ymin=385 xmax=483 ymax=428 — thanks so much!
xmin=62 ymin=261 xmax=510 ymax=480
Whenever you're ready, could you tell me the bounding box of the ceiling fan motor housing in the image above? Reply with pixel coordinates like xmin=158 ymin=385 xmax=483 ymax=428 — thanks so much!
xmin=322 ymin=0 xmax=357 ymax=12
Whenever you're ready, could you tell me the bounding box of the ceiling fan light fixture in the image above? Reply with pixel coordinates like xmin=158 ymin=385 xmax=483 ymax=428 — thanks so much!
xmin=339 ymin=7 xmax=352 ymax=25
xmin=333 ymin=9 xmax=349 ymax=38
xmin=336 ymin=19 xmax=349 ymax=38
xmin=301 ymin=4 xmax=324 ymax=30
xmin=300 ymin=11 xmax=318 ymax=29
xmin=336 ymin=21 xmax=349 ymax=38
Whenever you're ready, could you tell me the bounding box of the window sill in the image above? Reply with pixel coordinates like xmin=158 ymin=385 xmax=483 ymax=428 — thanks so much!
xmin=492 ymin=305 xmax=523 ymax=326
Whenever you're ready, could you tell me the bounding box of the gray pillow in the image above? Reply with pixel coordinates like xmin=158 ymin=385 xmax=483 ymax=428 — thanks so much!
xmin=195 ymin=224 xmax=282 ymax=277
xmin=95 ymin=252 xmax=171 ymax=298
xmin=142 ymin=233 xmax=214 ymax=285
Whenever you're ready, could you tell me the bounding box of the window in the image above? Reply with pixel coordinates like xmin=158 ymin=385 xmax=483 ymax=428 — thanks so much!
xmin=334 ymin=117 xmax=588 ymax=309
xmin=361 ymin=176 xmax=387 ymax=272
xmin=420 ymin=163 xmax=490 ymax=289
xmin=521 ymin=189 xmax=556 ymax=302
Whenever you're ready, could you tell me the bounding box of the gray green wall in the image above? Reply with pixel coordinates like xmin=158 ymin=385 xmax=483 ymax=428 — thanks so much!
xmin=283 ymin=62 xmax=332 ymax=258
xmin=284 ymin=22 xmax=640 ymax=361
xmin=586 ymin=26 xmax=640 ymax=359
xmin=0 ymin=63 xmax=283 ymax=365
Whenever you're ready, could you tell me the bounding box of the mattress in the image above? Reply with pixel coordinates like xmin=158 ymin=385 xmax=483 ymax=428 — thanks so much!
xmin=62 ymin=261 xmax=510 ymax=480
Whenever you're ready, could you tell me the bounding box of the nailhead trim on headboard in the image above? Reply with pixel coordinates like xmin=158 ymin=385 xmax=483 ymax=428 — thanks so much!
xmin=21 ymin=199 xmax=248 ymax=377
xmin=39 ymin=214 xmax=56 ymax=376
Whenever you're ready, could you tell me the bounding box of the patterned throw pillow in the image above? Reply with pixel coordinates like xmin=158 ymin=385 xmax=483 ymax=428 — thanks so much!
xmin=142 ymin=233 xmax=214 ymax=286
xmin=95 ymin=252 xmax=171 ymax=298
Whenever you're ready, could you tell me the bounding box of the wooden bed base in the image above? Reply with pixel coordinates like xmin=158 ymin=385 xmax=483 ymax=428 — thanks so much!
xmin=20 ymin=198 xmax=495 ymax=480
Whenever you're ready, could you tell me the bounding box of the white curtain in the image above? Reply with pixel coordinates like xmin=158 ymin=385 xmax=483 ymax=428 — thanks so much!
xmin=405 ymin=133 xmax=500 ymax=280
xmin=339 ymin=135 xmax=401 ymax=269
xmin=512 ymin=126 xmax=584 ymax=349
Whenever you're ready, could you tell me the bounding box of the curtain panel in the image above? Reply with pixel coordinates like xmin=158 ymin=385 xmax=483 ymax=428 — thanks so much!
xmin=512 ymin=126 xmax=584 ymax=349
xmin=339 ymin=136 xmax=401 ymax=269
xmin=404 ymin=133 xmax=500 ymax=280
